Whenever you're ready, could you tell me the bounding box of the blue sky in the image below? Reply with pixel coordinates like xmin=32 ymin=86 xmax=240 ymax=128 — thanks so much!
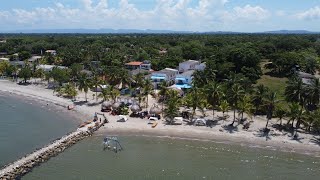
xmin=0 ymin=0 xmax=320 ymax=32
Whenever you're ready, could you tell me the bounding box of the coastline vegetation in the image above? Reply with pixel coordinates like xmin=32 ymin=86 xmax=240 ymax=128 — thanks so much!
xmin=1 ymin=34 xmax=320 ymax=138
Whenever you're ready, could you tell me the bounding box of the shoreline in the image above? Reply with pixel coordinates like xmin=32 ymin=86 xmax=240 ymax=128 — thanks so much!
xmin=1 ymin=79 xmax=320 ymax=157
xmin=97 ymin=126 xmax=320 ymax=157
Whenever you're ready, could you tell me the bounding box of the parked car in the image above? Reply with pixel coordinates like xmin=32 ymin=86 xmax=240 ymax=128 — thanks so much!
xmin=117 ymin=115 xmax=128 ymax=122
xmin=194 ymin=118 xmax=206 ymax=126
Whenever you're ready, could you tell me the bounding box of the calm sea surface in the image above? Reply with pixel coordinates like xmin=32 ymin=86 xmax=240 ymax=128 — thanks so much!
xmin=24 ymin=135 xmax=320 ymax=180
xmin=0 ymin=92 xmax=78 ymax=167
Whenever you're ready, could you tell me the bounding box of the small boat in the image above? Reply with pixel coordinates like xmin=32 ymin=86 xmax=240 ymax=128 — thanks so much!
xmin=152 ymin=121 xmax=158 ymax=128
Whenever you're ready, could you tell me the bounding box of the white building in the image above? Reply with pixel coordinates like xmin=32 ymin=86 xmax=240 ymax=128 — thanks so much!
xmin=37 ymin=65 xmax=67 ymax=72
xmin=178 ymin=60 xmax=200 ymax=73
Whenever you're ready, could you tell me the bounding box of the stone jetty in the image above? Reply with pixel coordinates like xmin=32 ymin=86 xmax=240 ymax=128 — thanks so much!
xmin=0 ymin=121 xmax=104 ymax=180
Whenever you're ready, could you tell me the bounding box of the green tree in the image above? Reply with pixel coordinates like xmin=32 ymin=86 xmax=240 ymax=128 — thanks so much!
xmin=143 ymin=79 xmax=153 ymax=109
xmin=264 ymin=91 xmax=279 ymax=129
xmin=238 ymin=95 xmax=253 ymax=121
xmin=229 ymin=83 xmax=245 ymax=126
xmin=274 ymin=106 xmax=286 ymax=126
xmin=164 ymin=90 xmax=181 ymax=124
xmin=78 ymin=73 xmax=90 ymax=102
xmin=252 ymin=84 xmax=269 ymax=114
xmin=285 ymin=76 xmax=304 ymax=105
xmin=219 ymin=100 xmax=230 ymax=118
xmin=18 ymin=65 xmax=32 ymax=83
xmin=206 ymin=81 xmax=223 ymax=117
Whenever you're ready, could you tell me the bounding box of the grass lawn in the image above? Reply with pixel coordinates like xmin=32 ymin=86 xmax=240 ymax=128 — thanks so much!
xmin=256 ymin=75 xmax=288 ymax=108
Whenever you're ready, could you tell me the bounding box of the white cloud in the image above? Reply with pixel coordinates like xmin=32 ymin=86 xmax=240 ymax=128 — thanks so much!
xmin=0 ymin=0 xmax=270 ymax=31
xmin=232 ymin=5 xmax=270 ymax=21
xmin=296 ymin=6 xmax=320 ymax=20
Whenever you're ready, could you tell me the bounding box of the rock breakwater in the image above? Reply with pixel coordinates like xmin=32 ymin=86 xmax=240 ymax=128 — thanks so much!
xmin=0 ymin=121 xmax=103 ymax=180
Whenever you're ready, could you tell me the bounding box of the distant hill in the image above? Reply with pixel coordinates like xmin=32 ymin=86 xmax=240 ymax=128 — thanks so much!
xmin=1 ymin=29 xmax=319 ymax=34
xmin=262 ymin=30 xmax=318 ymax=34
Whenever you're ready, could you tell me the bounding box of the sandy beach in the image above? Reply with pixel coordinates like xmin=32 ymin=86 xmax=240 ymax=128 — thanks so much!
xmin=1 ymin=79 xmax=320 ymax=156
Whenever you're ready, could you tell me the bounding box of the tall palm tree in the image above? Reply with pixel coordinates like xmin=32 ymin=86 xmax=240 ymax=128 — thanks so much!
xmin=90 ymin=72 xmax=101 ymax=101
xmin=287 ymin=103 xmax=303 ymax=128
xmin=143 ymin=79 xmax=153 ymax=109
xmin=183 ymin=87 xmax=203 ymax=119
xmin=206 ymin=81 xmax=223 ymax=118
xmin=287 ymin=102 xmax=304 ymax=137
xmin=264 ymin=91 xmax=279 ymax=129
xmin=164 ymin=90 xmax=181 ymax=124
xmin=306 ymin=78 xmax=320 ymax=107
xmin=238 ymin=95 xmax=253 ymax=121
xmin=229 ymin=83 xmax=245 ymax=126
xmin=78 ymin=73 xmax=90 ymax=102
xmin=274 ymin=106 xmax=286 ymax=126
xmin=219 ymin=100 xmax=230 ymax=118
xmin=252 ymin=84 xmax=269 ymax=114
xmin=285 ymin=76 xmax=304 ymax=105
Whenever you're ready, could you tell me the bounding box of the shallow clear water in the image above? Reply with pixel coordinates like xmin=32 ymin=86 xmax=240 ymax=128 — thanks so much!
xmin=0 ymin=92 xmax=78 ymax=167
xmin=24 ymin=136 xmax=320 ymax=180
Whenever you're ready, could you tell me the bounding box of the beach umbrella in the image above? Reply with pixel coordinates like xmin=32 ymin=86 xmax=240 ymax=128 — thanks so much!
xmin=112 ymin=102 xmax=121 ymax=109
xmin=130 ymin=104 xmax=142 ymax=113
xmin=150 ymin=104 xmax=162 ymax=115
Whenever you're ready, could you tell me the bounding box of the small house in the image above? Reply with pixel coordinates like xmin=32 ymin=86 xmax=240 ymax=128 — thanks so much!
xmin=45 ymin=50 xmax=57 ymax=56
xmin=125 ymin=61 xmax=143 ymax=70
xmin=151 ymin=68 xmax=179 ymax=88
xmin=178 ymin=60 xmax=200 ymax=73
xmin=174 ymin=70 xmax=194 ymax=89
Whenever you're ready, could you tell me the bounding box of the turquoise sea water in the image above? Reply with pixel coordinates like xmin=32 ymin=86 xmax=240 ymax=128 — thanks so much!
xmin=24 ymin=135 xmax=320 ymax=180
xmin=0 ymin=92 xmax=78 ymax=167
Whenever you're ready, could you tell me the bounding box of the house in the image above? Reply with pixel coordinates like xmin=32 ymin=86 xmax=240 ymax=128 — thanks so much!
xmin=151 ymin=68 xmax=179 ymax=88
xmin=9 ymin=61 xmax=25 ymax=68
xmin=28 ymin=56 xmax=42 ymax=63
xmin=195 ymin=62 xmax=206 ymax=71
xmin=178 ymin=60 xmax=200 ymax=73
xmin=140 ymin=60 xmax=152 ymax=70
xmin=174 ymin=70 xmax=194 ymax=89
xmin=125 ymin=61 xmax=143 ymax=70
xmin=297 ymin=71 xmax=315 ymax=85
xmin=0 ymin=57 xmax=9 ymax=62
xmin=0 ymin=39 xmax=6 ymax=43
xmin=125 ymin=61 xmax=152 ymax=70
xmin=37 ymin=65 xmax=67 ymax=72
xmin=45 ymin=50 xmax=57 ymax=56
xmin=0 ymin=52 xmax=7 ymax=58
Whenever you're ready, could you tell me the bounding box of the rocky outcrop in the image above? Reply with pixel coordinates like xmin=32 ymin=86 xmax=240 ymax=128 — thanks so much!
xmin=0 ymin=122 xmax=103 ymax=180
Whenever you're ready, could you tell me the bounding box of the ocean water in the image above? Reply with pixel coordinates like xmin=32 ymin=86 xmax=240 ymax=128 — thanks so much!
xmin=0 ymin=92 xmax=79 ymax=167
xmin=24 ymin=135 xmax=320 ymax=180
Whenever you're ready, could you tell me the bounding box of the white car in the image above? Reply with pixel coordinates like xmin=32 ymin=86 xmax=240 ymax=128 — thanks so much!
xmin=117 ymin=115 xmax=128 ymax=122
xmin=148 ymin=117 xmax=158 ymax=124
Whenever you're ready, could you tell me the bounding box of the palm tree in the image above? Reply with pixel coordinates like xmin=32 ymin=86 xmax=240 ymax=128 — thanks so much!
xmin=287 ymin=103 xmax=303 ymax=128
xmin=306 ymin=78 xmax=320 ymax=107
xmin=206 ymin=81 xmax=223 ymax=118
xmin=158 ymin=81 xmax=168 ymax=116
xmin=264 ymin=91 xmax=279 ymax=129
xmin=274 ymin=106 xmax=286 ymax=126
xmin=183 ymin=87 xmax=203 ymax=119
xmin=219 ymin=100 xmax=230 ymax=118
xmin=78 ymin=73 xmax=90 ymax=102
xmin=252 ymin=84 xmax=269 ymax=114
xmin=285 ymin=76 xmax=304 ymax=105
xmin=108 ymin=85 xmax=120 ymax=103
xmin=229 ymin=83 xmax=244 ymax=126
xmin=143 ymin=79 xmax=153 ymax=109
xmin=238 ymin=95 xmax=253 ymax=121
xmin=164 ymin=90 xmax=181 ymax=124
xmin=90 ymin=72 xmax=100 ymax=101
